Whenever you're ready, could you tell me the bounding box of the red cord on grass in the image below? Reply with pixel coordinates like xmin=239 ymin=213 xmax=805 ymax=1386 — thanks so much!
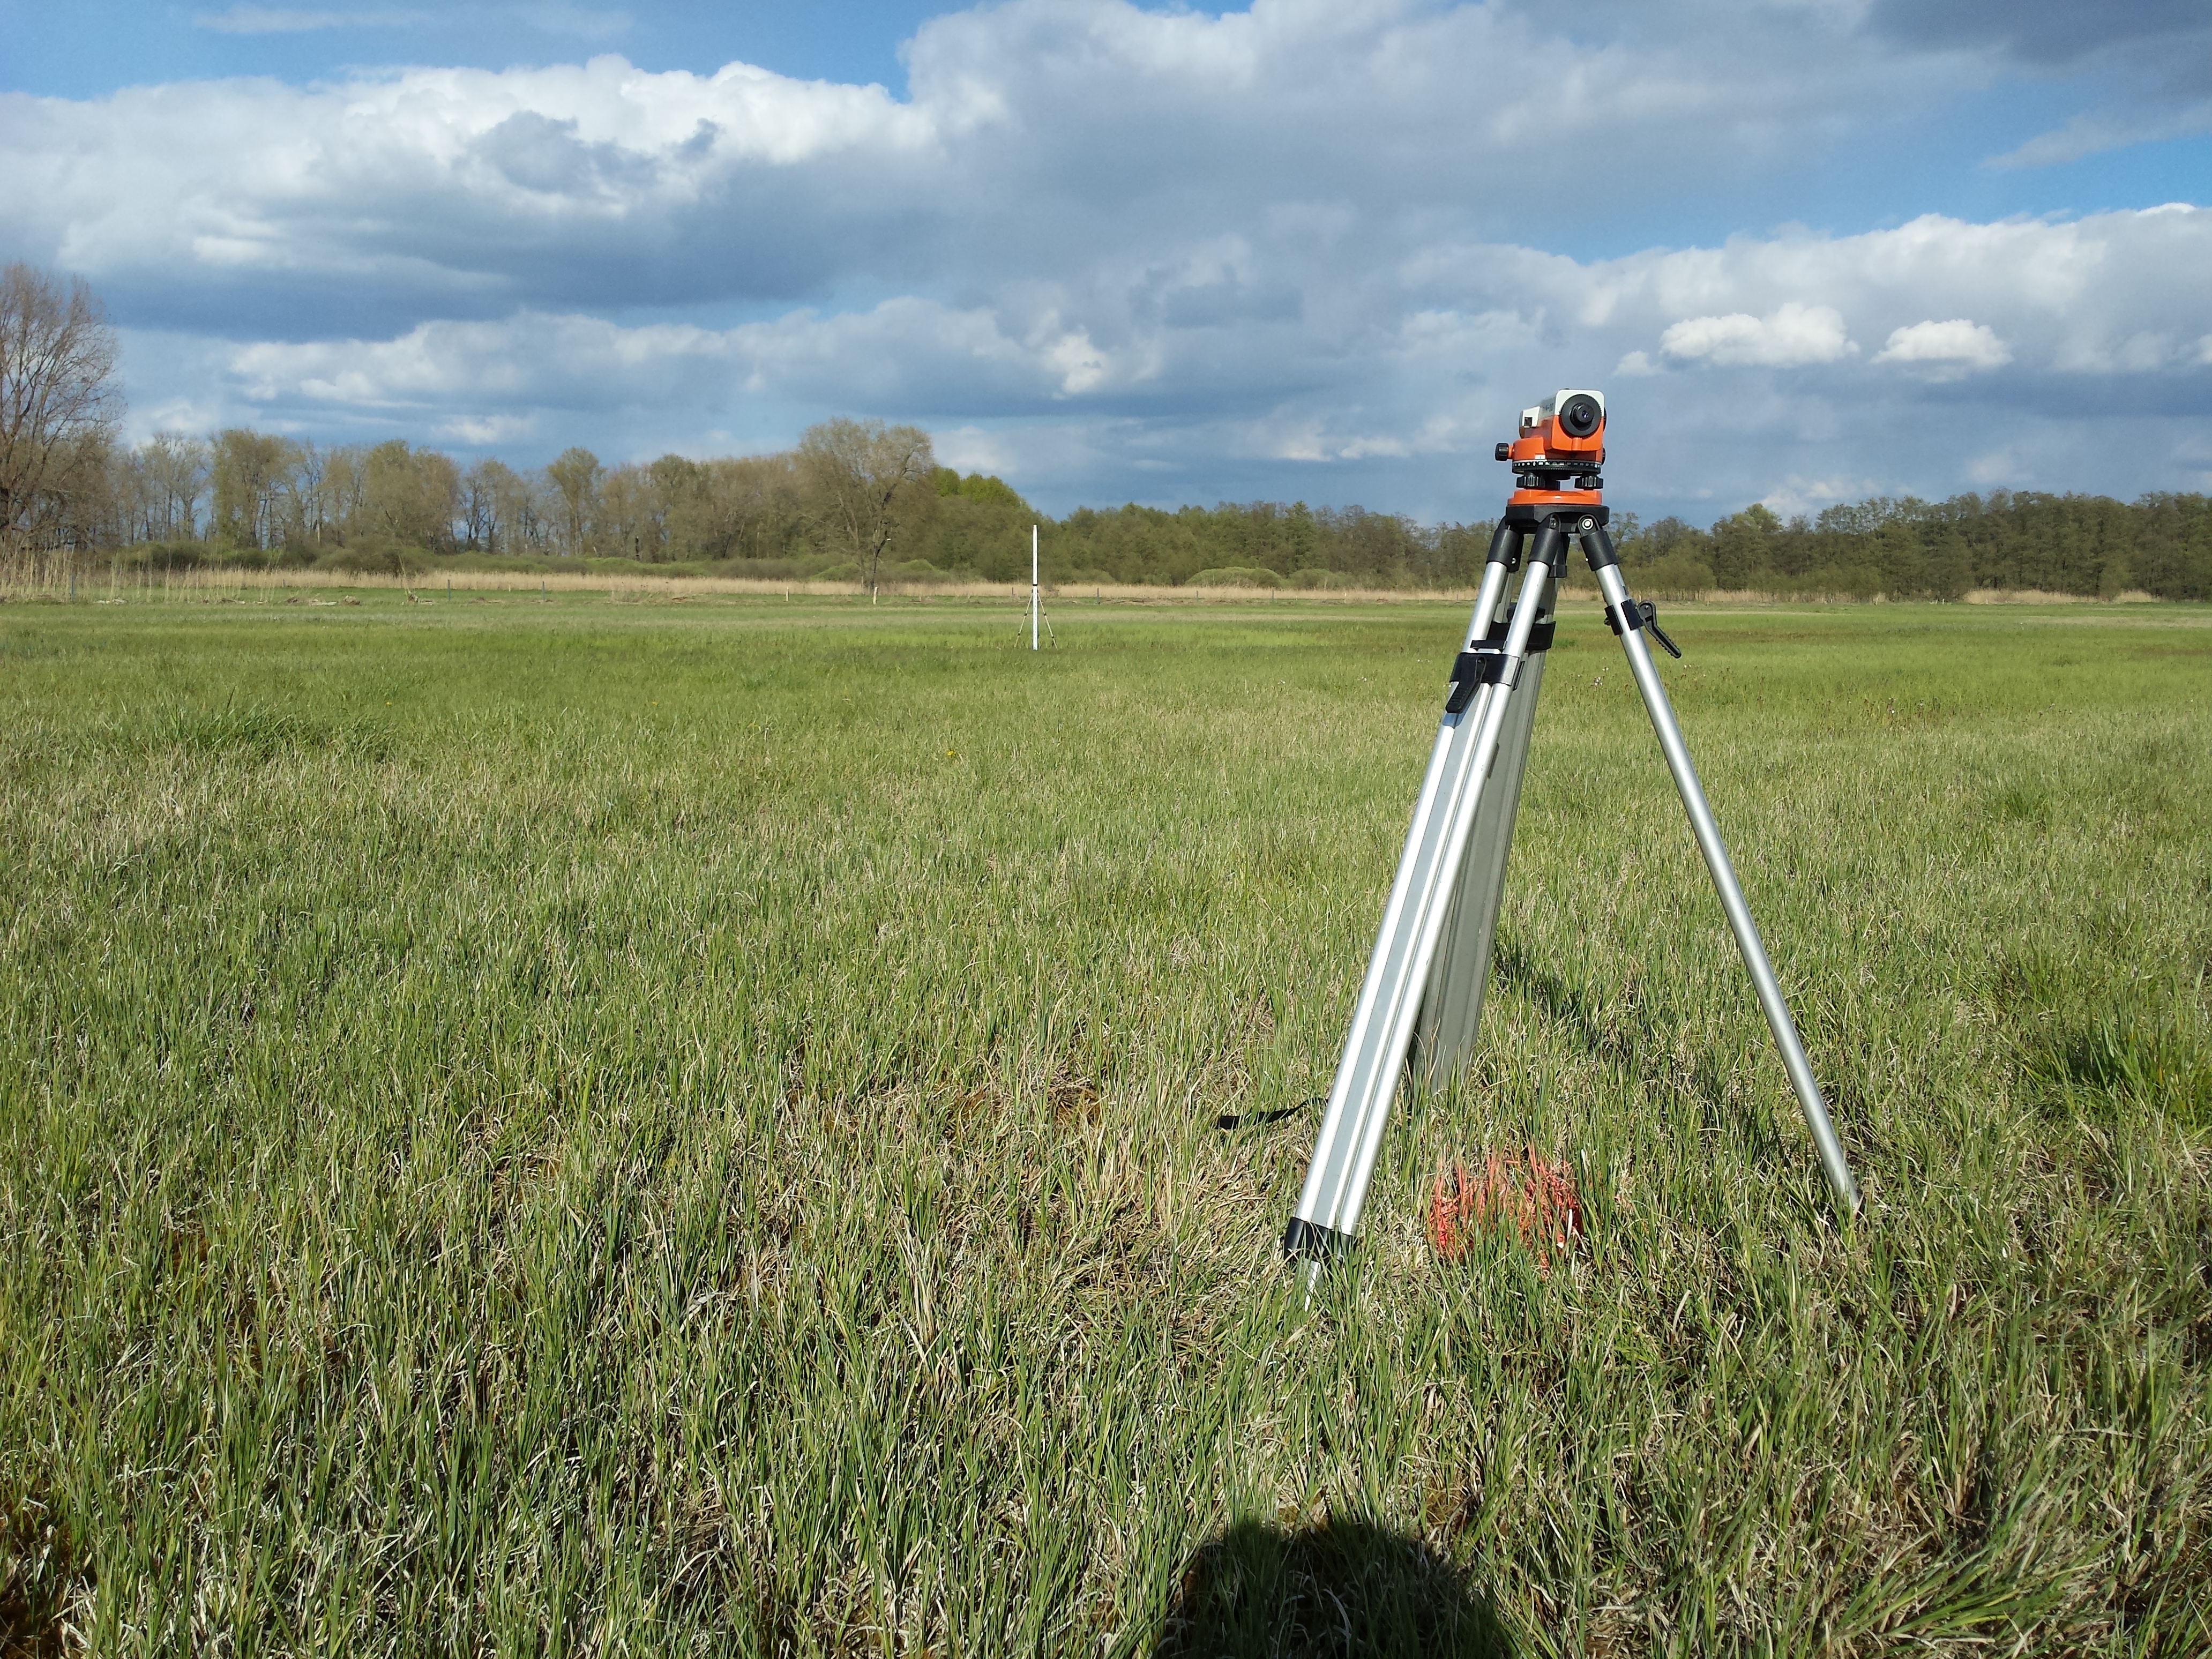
xmin=1428 ymin=1148 xmax=1582 ymax=1267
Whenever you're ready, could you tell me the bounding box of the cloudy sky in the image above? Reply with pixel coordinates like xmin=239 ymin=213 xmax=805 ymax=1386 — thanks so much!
xmin=4 ymin=0 xmax=2208 ymax=521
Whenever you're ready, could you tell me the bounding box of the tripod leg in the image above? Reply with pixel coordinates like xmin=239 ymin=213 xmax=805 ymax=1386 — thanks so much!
xmin=1286 ymin=530 xmax=1564 ymax=1266
xmin=1583 ymin=530 xmax=1860 ymax=1217
xmin=1411 ymin=609 xmax=1551 ymax=1093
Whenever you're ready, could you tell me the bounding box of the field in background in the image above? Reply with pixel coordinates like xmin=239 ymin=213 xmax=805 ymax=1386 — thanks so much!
xmin=0 ymin=558 xmax=2173 ymax=608
xmin=2 ymin=592 xmax=2208 ymax=1654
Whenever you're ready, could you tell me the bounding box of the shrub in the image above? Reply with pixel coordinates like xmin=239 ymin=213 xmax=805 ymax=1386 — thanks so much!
xmin=136 ymin=542 xmax=207 ymax=572
xmin=1184 ymin=565 xmax=1284 ymax=589
xmin=1631 ymin=552 xmax=1717 ymax=595
xmin=318 ymin=535 xmax=431 ymax=576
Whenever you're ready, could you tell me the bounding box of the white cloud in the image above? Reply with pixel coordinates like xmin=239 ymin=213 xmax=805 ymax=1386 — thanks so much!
xmin=1873 ymin=318 xmax=2012 ymax=370
xmin=0 ymin=0 xmax=1963 ymax=320
xmin=2 ymin=0 xmax=2205 ymax=518
xmin=106 ymin=197 xmax=2212 ymax=517
xmin=1967 ymin=450 xmax=2022 ymax=486
xmin=1759 ymin=475 xmax=1885 ymax=519
xmin=438 ymin=413 xmax=539 ymax=444
xmin=933 ymin=425 xmax=1013 ymax=476
xmin=1660 ymin=304 xmax=1856 ymax=368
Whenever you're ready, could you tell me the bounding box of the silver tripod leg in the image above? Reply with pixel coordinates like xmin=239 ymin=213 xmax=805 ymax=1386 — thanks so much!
xmin=1411 ymin=624 xmax=1548 ymax=1093
xmin=1588 ymin=538 xmax=1860 ymax=1216
xmin=1285 ymin=528 xmax=1565 ymax=1266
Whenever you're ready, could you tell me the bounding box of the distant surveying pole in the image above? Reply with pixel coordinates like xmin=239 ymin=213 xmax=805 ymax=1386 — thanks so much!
xmin=1030 ymin=524 xmax=1040 ymax=652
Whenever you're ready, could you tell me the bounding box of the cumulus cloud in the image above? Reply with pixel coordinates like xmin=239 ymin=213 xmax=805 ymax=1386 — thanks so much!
xmin=0 ymin=0 xmax=1970 ymax=328
xmin=2 ymin=0 xmax=2207 ymax=518
xmin=1660 ymin=304 xmax=1856 ymax=369
xmin=1874 ymin=319 xmax=2012 ymax=370
xmin=153 ymin=203 xmax=2209 ymax=517
xmin=1759 ymin=475 xmax=1887 ymax=519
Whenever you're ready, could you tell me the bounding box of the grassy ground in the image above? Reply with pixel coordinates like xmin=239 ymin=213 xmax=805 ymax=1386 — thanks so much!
xmin=2 ymin=589 xmax=2208 ymax=1656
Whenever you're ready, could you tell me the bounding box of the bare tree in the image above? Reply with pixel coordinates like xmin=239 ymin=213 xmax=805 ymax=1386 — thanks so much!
xmin=545 ymin=446 xmax=601 ymax=557
xmin=462 ymin=457 xmax=522 ymax=553
xmin=798 ymin=418 xmax=936 ymax=594
xmin=212 ymin=428 xmax=299 ymax=549
xmin=321 ymin=444 xmax=369 ymax=537
xmin=598 ymin=462 xmax=657 ymax=561
xmin=698 ymin=453 xmax=805 ymax=561
xmin=137 ymin=432 xmax=211 ymax=542
xmin=360 ymin=439 xmax=460 ymax=550
xmin=278 ymin=439 xmax=328 ymax=548
xmin=0 ymin=264 xmax=123 ymax=561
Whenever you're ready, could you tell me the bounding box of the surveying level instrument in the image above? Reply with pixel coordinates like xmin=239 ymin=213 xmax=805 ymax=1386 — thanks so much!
xmin=1282 ymin=390 xmax=1859 ymax=1273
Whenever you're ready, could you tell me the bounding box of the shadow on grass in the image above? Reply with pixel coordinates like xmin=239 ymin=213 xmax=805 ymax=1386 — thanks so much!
xmin=1491 ymin=936 xmax=1788 ymax=1162
xmin=2026 ymin=1012 xmax=2211 ymax=1129
xmin=1154 ymin=1516 xmax=1511 ymax=1658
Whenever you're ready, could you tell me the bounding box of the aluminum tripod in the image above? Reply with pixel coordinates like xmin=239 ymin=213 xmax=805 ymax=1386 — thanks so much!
xmin=1283 ymin=391 xmax=1859 ymax=1272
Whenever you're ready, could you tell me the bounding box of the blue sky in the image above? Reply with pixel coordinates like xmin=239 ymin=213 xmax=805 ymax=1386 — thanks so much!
xmin=3 ymin=0 xmax=2208 ymax=521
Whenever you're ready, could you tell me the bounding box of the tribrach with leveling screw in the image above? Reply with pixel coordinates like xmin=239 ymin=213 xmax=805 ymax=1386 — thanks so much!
xmin=1282 ymin=389 xmax=1860 ymax=1275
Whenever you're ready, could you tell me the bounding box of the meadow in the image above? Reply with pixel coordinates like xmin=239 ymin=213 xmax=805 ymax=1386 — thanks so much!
xmin=2 ymin=586 xmax=2207 ymax=1655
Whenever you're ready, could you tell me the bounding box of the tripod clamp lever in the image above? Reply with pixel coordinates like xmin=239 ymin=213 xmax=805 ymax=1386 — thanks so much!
xmin=1606 ymin=597 xmax=1682 ymax=659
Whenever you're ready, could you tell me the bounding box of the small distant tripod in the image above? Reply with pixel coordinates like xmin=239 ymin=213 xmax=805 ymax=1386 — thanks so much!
xmin=1283 ymin=390 xmax=1858 ymax=1272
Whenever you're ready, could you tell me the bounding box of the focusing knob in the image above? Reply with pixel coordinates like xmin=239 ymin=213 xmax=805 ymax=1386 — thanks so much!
xmin=1494 ymin=442 xmax=1511 ymax=462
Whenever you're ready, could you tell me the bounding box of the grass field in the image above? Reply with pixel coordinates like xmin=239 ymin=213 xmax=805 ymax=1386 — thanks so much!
xmin=3 ymin=588 xmax=2208 ymax=1655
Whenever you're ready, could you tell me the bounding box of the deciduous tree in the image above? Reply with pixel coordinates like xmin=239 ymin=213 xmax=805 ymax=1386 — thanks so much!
xmin=797 ymin=418 xmax=936 ymax=594
xmin=0 ymin=264 xmax=122 ymax=559
xmin=212 ymin=428 xmax=299 ymax=549
xmin=546 ymin=446 xmax=601 ymax=557
xmin=360 ymin=439 xmax=459 ymax=551
xmin=133 ymin=431 xmax=210 ymax=542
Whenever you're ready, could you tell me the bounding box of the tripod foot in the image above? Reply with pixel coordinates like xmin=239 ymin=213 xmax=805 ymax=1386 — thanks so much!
xmin=1282 ymin=1216 xmax=1351 ymax=1263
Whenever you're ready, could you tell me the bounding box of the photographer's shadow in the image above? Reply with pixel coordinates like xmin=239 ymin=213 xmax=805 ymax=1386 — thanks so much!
xmin=1154 ymin=1515 xmax=1511 ymax=1658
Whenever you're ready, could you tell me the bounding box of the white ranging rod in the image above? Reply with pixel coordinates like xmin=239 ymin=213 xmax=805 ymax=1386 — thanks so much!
xmin=1031 ymin=524 xmax=1040 ymax=652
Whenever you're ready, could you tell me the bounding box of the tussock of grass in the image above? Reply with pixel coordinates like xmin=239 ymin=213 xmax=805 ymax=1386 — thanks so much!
xmin=1 ymin=595 xmax=2207 ymax=1654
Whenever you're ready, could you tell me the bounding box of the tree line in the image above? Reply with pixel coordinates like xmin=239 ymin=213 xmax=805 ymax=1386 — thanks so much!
xmin=5 ymin=263 xmax=2207 ymax=598
xmin=1621 ymin=495 xmax=2212 ymax=601
xmin=73 ymin=423 xmax=946 ymax=583
xmin=37 ymin=419 xmax=2212 ymax=602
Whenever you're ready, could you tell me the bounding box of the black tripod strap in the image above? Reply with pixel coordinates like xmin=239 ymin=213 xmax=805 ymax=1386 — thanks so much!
xmin=1218 ymin=1095 xmax=1325 ymax=1132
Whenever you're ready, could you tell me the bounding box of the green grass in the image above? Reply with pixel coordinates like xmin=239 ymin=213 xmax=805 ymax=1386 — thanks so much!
xmin=2 ymin=589 xmax=2208 ymax=1655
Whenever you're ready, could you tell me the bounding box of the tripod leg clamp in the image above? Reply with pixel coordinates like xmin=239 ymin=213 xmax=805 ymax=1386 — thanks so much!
xmin=1606 ymin=599 xmax=1683 ymax=659
xmin=1444 ymin=649 xmax=1506 ymax=713
xmin=1445 ymin=618 xmax=1557 ymax=713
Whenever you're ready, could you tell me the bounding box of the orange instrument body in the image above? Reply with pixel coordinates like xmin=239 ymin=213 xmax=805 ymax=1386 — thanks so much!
xmin=1501 ymin=390 xmax=1606 ymax=511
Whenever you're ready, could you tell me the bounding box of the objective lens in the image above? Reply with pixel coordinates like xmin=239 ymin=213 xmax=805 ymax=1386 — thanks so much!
xmin=1559 ymin=396 xmax=1601 ymax=438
